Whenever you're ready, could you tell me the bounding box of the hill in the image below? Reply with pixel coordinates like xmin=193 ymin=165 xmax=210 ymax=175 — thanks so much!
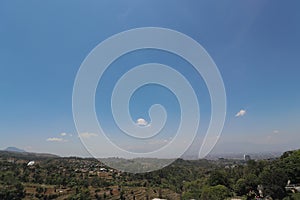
xmin=0 ymin=150 xmax=59 ymax=161
xmin=4 ymin=146 xmax=26 ymax=153
xmin=0 ymin=149 xmax=299 ymax=199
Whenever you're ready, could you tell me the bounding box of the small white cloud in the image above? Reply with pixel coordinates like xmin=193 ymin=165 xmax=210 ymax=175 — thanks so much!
xmin=136 ymin=118 xmax=148 ymax=126
xmin=46 ymin=137 xmax=64 ymax=142
xmin=60 ymin=132 xmax=67 ymax=136
xmin=273 ymin=130 xmax=280 ymax=134
xmin=235 ymin=109 xmax=246 ymax=117
xmin=79 ymin=132 xmax=98 ymax=139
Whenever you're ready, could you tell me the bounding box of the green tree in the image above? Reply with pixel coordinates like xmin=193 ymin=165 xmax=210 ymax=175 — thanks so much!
xmin=234 ymin=178 xmax=247 ymax=196
xmin=279 ymin=150 xmax=300 ymax=183
xmin=207 ymin=171 xmax=229 ymax=187
xmin=259 ymin=167 xmax=288 ymax=199
xmin=201 ymin=185 xmax=230 ymax=200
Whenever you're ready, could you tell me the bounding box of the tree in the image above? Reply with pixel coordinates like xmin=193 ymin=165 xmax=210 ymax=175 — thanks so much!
xmin=201 ymin=185 xmax=230 ymax=200
xmin=259 ymin=167 xmax=288 ymax=199
xmin=278 ymin=150 xmax=300 ymax=183
xmin=234 ymin=178 xmax=247 ymax=196
xmin=234 ymin=173 xmax=259 ymax=196
xmin=207 ymin=171 xmax=229 ymax=187
xmin=182 ymin=191 xmax=200 ymax=200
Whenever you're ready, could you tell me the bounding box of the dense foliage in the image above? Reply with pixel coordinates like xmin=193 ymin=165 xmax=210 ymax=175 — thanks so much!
xmin=0 ymin=150 xmax=299 ymax=199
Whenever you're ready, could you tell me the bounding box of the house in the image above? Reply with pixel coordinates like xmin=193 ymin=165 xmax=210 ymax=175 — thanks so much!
xmin=27 ymin=161 xmax=35 ymax=166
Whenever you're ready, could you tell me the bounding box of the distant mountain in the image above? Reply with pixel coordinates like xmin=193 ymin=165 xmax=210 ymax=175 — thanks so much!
xmin=0 ymin=149 xmax=59 ymax=160
xmin=4 ymin=146 xmax=26 ymax=153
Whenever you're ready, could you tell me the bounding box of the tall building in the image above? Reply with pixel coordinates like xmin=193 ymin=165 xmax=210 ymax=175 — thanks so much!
xmin=244 ymin=154 xmax=251 ymax=161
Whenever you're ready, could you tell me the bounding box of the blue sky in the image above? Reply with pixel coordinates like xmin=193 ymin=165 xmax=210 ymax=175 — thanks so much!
xmin=1 ymin=0 xmax=300 ymax=157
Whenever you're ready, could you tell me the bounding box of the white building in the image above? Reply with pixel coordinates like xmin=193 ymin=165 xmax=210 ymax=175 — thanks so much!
xmin=27 ymin=161 xmax=35 ymax=166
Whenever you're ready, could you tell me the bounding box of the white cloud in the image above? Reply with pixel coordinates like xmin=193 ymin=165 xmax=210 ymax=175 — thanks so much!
xmin=235 ymin=109 xmax=246 ymax=117
xmin=46 ymin=137 xmax=65 ymax=142
xmin=79 ymin=132 xmax=98 ymax=139
xmin=136 ymin=118 xmax=148 ymax=126
xmin=273 ymin=130 xmax=280 ymax=134
xmin=60 ymin=132 xmax=67 ymax=136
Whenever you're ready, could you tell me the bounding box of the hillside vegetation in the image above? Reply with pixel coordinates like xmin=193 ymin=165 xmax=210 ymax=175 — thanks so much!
xmin=0 ymin=150 xmax=299 ymax=199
